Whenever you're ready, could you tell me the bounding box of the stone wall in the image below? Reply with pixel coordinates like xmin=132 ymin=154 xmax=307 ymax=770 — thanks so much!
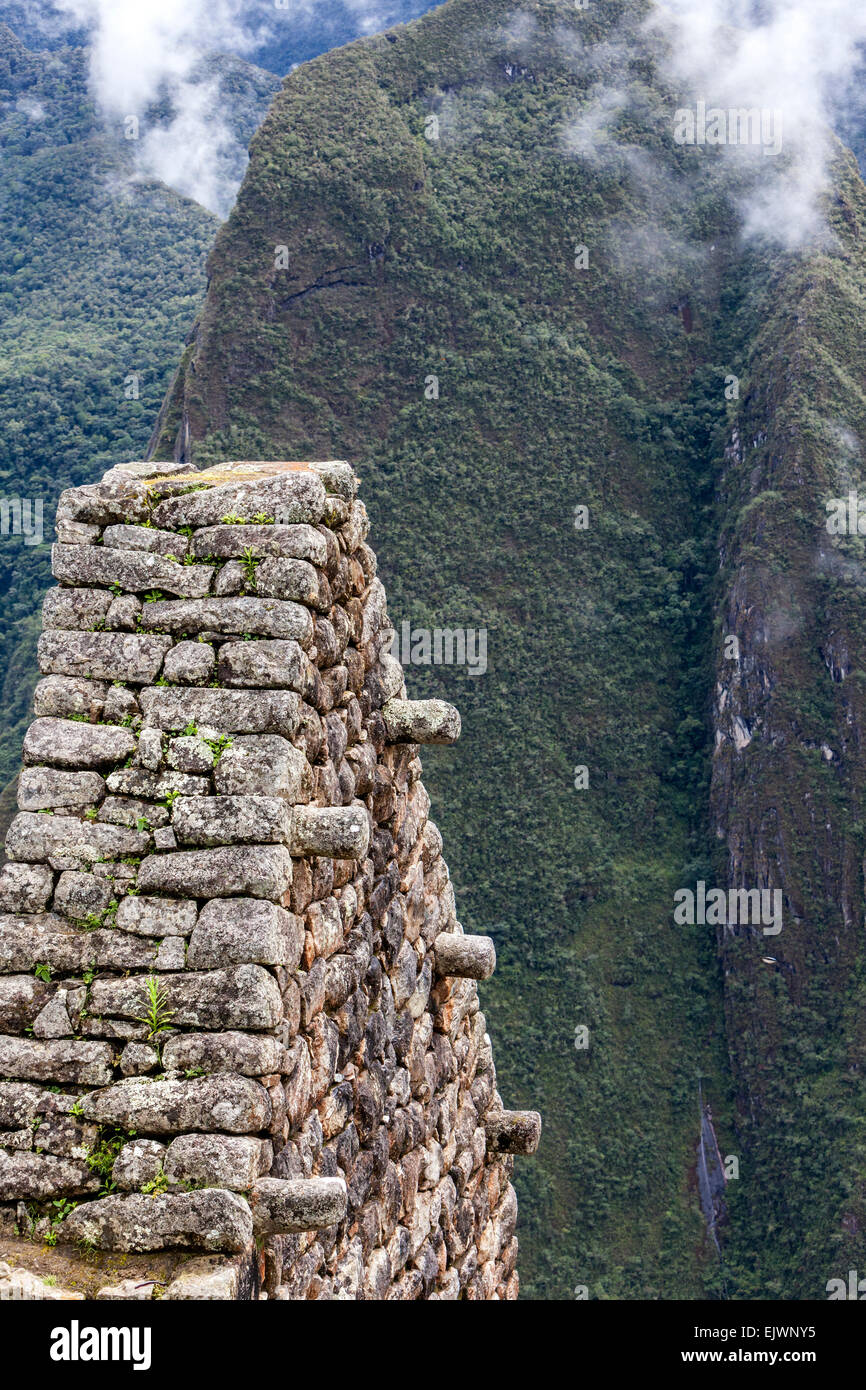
xmin=0 ymin=460 xmax=539 ymax=1301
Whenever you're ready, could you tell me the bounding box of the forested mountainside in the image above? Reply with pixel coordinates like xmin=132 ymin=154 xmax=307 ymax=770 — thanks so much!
xmin=0 ymin=25 xmax=278 ymax=808
xmin=150 ymin=0 xmax=866 ymax=1298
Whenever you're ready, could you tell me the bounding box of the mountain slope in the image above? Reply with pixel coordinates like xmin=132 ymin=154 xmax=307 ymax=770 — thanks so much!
xmin=151 ymin=0 xmax=866 ymax=1298
xmin=0 ymin=25 xmax=278 ymax=798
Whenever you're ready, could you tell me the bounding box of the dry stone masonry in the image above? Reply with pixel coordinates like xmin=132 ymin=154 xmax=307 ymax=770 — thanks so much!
xmin=0 ymin=460 xmax=539 ymax=1301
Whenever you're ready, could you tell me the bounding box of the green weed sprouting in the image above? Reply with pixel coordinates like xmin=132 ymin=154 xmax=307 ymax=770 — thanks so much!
xmin=135 ymin=974 xmax=175 ymax=1040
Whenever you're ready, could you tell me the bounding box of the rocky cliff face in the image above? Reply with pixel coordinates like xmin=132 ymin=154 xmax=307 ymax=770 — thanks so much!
xmin=0 ymin=459 xmax=536 ymax=1300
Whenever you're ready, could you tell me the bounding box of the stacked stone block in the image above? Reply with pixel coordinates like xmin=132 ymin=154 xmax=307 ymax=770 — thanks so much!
xmin=0 ymin=459 xmax=539 ymax=1300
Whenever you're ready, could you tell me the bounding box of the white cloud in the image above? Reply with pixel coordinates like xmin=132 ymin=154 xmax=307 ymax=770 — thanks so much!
xmin=54 ymin=0 xmax=262 ymax=216
xmin=649 ymin=0 xmax=866 ymax=249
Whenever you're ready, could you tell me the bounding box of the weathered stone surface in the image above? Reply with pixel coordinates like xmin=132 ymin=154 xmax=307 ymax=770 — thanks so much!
xmin=56 ymin=480 xmax=149 ymax=527
xmin=43 ymin=586 xmax=113 ymax=631
xmin=0 ymin=862 xmax=54 ymax=912
xmin=0 ymin=1037 xmax=113 ymax=1085
xmin=0 ymin=913 xmax=156 ymax=973
xmin=382 ymin=698 xmax=461 ymax=745
xmin=191 ymin=524 xmax=328 ymax=565
xmin=52 ymin=543 xmax=213 ymax=598
xmin=38 ymin=630 xmax=171 ymax=683
xmin=22 ymin=718 xmax=135 ymax=769
xmin=139 ymin=596 xmax=313 ymax=644
xmin=119 ymin=1042 xmax=160 ymax=1076
xmin=0 ymin=1261 xmax=84 ymax=1299
xmin=115 ymin=895 xmax=197 ymax=938
xmin=32 ymin=676 xmax=107 ymax=722
xmin=163 ymin=641 xmax=216 ymax=685
xmin=0 ymin=1082 xmax=43 ymax=1128
xmin=137 ymin=845 xmax=292 ymax=901
xmin=214 ymin=735 xmax=310 ymax=801
xmin=164 ymin=1134 xmax=266 ymax=1191
xmin=98 ymin=796 xmax=169 ymax=830
xmin=89 ymin=965 xmax=281 ymax=1032
xmin=249 ymin=1177 xmax=347 ymax=1235
xmin=105 ymin=768 xmax=209 ymax=798
xmin=102 ymin=523 xmax=189 ymax=557
xmin=103 ymin=684 xmax=140 ymax=721
xmin=152 ymin=470 xmax=326 ymax=530
xmin=166 ymin=736 xmax=214 ymax=773
xmin=214 ymin=560 xmax=246 ymax=595
xmin=161 ymin=1032 xmax=285 ymax=1077
xmin=163 ymin=1255 xmax=244 ymax=1300
xmin=434 ymin=933 xmax=496 ymax=981
xmin=16 ymin=769 xmax=105 ymax=814
xmin=5 ymin=813 xmax=149 ymax=867
xmin=255 ymin=558 xmax=321 ymax=607
xmin=290 ymin=806 xmax=370 ymax=861
xmin=217 ymin=639 xmax=304 ymax=690
xmin=485 ymin=1110 xmax=542 ymax=1156
xmin=62 ymin=1190 xmax=253 ymax=1253
xmin=55 ymin=517 xmax=101 ymax=545
xmin=112 ymin=1139 xmax=166 ymax=1190
xmin=0 ymin=1150 xmax=98 ymax=1200
xmin=32 ymin=990 xmax=75 ymax=1039
xmin=173 ymin=796 xmax=291 ymax=847
xmin=308 ymin=460 xmax=356 ymax=499
xmin=188 ymin=899 xmax=302 ymax=970
xmin=53 ymin=871 xmax=112 ymax=922
xmin=82 ymin=1074 xmax=271 ymax=1134
xmin=140 ymin=687 xmax=300 ymax=737
xmin=105 ymin=593 xmax=143 ymax=631
xmin=96 ymin=1281 xmax=155 ymax=1300
xmin=0 ymin=976 xmax=50 ymax=1030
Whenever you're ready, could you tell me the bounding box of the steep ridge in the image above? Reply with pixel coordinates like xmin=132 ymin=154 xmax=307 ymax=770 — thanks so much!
xmin=149 ymin=0 xmax=866 ymax=1296
xmin=711 ymin=232 xmax=866 ymax=1295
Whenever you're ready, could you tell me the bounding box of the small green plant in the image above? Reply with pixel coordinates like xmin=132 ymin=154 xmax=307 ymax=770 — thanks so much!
xmin=135 ymin=816 xmax=151 ymax=832
xmin=34 ymin=962 xmax=52 ymax=983
xmin=220 ymin=511 xmax=246 ymax=525
xmin=135 ymin=974 xmax=175 ymax=1039
xmin=240 ymin=546 xmax=259 ymax=589
xmin=84 ymin=806 xmax=98 ymax=821
xmin=182 ymin=721 xmax=198 ymax=737
xmin=85 ymin=1131 xmax=126 ymax=1192
xmin=251 ymin=511 xmax=275 ymax=524
xmin=143 ymin=590 xmax=164 ymax=604
xmin=140 ymin=1170 xmax=170 ymax=1198
xmin=203 ymin=732 xmax=232 ymax=764
xmin=163 ymin=789 xmax=181 ymax=810
xmin=44 ymin=1198 xmax=78 ymax=1247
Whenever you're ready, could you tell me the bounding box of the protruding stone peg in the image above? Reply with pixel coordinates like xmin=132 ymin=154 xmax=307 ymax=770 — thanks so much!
xmin=289 ymin=806 xmax=370 ymax=860
xmin=382 ymin=698 xmax=461 ymax=745
xmin=485 ymin=1110 xmax=542 ymax=1156
xmin=249 ymin=1176 xmax=347 ymax=1235
xmin=435 ymin=932 xmax=496 ymax=980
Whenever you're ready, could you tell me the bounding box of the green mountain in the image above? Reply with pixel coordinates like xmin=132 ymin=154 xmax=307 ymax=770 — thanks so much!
xmin=0 ymin=24 xmax=278 ymax=811
xmin=150 ymin=0 xmax=866 ymax=1298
